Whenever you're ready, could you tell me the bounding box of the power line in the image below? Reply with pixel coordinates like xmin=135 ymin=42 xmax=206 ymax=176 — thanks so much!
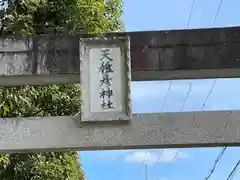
xmin=161 ymin=0 xmax=197 ymax=112
xmin=161 ymin=81 xmax=172 ymax=112
xmin=180 ymin=82 xmax=192 ymax=111
xmin=155 ymin=149 xmax=181 ymax=180
xmin=155 ymin=1 xmax=195 ymax=176
xmin=204 ymin=147 xmax=227 ymax=180
xmin=184 ymin=0 xmax=196 ymax=111
xmin=186 ymin=0 xmax=223 ymax=111
xmin=226 ymin=160 xmax=240 ymax=180
xmin=154 ymin=83 xmax=188 ymax=179
xmin=135 ymin=150 xmax=163 ymax=180
xmin=149 ymin=149 xmax=163 ymax=174
xmin=154 ymin=1 xmax=196 ymax=179
xmin=161 ymin=150 xmax=180 ymax=175
xmin=201 ymin=79 xmax=217 ymax=110
xmin=201 ymin=0 xmax=225 ymax=110
xmin=213 ymin=0 xmax=224 ymax=25
xmin=201 ymin=1 xmax=226 ymax=179
xmin=133 ymin=152 xmax=148 ymax=180
xmin=145 ymin=164 xmax=148 ymax=180
xmin=186 ymin=0 xmax=197 ymax=28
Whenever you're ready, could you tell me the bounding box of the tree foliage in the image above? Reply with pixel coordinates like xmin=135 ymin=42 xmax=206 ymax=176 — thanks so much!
xmin=0 ymin=0 xmax=123 ymax=179
xmin=0 ymin=0 xmax=123 ymax=35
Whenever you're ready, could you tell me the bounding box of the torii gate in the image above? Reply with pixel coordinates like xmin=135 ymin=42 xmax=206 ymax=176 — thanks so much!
xmin=0 ymin=26 xmax=240 ymax=153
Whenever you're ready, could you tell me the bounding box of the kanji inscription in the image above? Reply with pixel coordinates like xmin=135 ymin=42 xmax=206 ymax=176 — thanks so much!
xmin=99 ymin=48 xmax=114 ymax=109
xmin=89 ymin=47 xmax=122 ymax=113
xmin=80 ymin=37 xmax=131 ymax=122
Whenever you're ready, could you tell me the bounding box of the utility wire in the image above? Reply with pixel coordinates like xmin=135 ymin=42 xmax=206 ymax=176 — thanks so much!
xmin=213 ymin=0 xmax=224 ymax=25
xmin=181 ymin=0 xmax=197 ymax=110
xmin=150 ymin=81 xmax=189 ymax=179
xmin=155 ymin=1 xmax=196 ymax=177
xmin=201 ymin=1 xmax=227 ymax=179
xmin=161 ymin=0 xmax=198 ymax=113
xmin=204 ymin=147 xmax=227 ymax=180
xmin=200 ymin=0 xmax=225 ymax=110
xmin=161 ymin=81 xmax=172 ymax=112
xmin=154 ymin=0 xmax=197 ymax=179
xmin=137 ymin=0 xmax=198 ymax=178
xmin=161 ymin=150 xmax=180 ymax=174
xmin=154 ymin=83 xmax=189 ymax=179
xmin=151 ymin=0 xmax=223 ymax=179
xmin=179 ymin=0 xmax=196 ymax=110
xmin=155 ymin=150 xmax=180 ymax=180
xmin=186 ymin=0 xmax=197 ymax=28
xmin=226 ymin=160 xmax=240 ymax=180
xmin=180 ymin=82 xmax=192 ymax=111
xmin=133 ymin=152 xmax=148 ymax=180
xmin=149 ymin=149 xmax=163 ymax=174
xmin=201 ymin=79 xmax=217 ymax=110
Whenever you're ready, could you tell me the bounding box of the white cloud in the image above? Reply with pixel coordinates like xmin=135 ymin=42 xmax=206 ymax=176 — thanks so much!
xmin=80 ymin=149 xmax=136 ymax=164
xmin=81 ymin=149 xmax=189 ymax=166
xmin=125 ymin=151 xmax=157 ymax=165
xmin=124 ymin=149 xmax=189 ymax=166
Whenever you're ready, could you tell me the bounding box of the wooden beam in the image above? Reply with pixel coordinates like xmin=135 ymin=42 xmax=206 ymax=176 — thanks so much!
xmin=0 ymin=110 xmax=239 ymax=153
xmin=130 ymin=26 xmax=240 ymax=80
xmin=1 ymin=26 xmax=240 ymax=86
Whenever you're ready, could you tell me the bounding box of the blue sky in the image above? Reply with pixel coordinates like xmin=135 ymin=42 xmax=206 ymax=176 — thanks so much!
xmin=80 ymin=0 xmax=240 ymax=180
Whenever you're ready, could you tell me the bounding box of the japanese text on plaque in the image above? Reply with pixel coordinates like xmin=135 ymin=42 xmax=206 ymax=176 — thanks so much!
xmin=99 ymin=48 xmax=114 ymax=109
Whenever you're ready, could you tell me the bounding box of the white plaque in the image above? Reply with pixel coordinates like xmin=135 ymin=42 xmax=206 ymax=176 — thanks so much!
xmin=80 ymin=36 xmax=131 ymax=122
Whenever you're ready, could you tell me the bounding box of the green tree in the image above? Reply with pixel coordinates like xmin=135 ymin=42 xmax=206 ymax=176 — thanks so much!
xmin=0 ymin=0 xmax=123 ymax=179
xmin=0 ymin=0 xmax=123 ymax=35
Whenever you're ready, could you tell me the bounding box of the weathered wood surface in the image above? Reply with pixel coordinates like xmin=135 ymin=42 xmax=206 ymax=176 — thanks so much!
xmin=0 ymin=110 xmax=239 ymax=153
xmin=1 ymin=26 xmax=240 ymax=86
xmin=0 ymin=36 xmax=79 ymax=76
xmin=0 ymin=38 xmax=33 ymax=76
xmin=130 ymin=26 xmax=240 ymax=71
xmin=130 ymin=26 xmax=240 ymax=80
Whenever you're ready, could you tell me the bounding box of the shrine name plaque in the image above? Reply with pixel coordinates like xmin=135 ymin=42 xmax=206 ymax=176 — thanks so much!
xmin=80 ymin=36 xmax=131 ymax=122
